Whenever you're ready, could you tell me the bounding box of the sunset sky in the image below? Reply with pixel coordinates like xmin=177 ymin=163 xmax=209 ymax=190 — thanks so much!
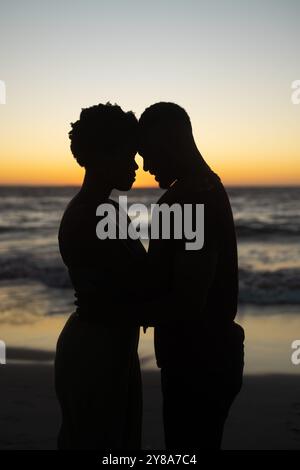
xmin=0 ymin=0 xmax=299 ymax=187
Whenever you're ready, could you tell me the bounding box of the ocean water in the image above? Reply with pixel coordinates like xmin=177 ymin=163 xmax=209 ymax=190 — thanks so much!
xmin=0 ymin=185 xmax=299 ymax=373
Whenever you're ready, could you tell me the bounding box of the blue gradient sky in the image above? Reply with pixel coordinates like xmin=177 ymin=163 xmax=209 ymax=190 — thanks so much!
xmin=0 ymin=0 xmax=299 ymax=185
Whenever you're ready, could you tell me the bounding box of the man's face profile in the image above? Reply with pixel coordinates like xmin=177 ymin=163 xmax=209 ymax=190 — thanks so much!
xmin=139 ymin=127 xmax=176 ymax=189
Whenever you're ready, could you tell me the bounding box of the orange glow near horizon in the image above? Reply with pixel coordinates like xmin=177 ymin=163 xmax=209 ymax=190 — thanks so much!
xmin=1 ymin=116 xmax=299 ymax=187
xmin=1 ymin=153 xmax=300 ymax=187
xmin=1 ymin=97 xmax=299 ymax=187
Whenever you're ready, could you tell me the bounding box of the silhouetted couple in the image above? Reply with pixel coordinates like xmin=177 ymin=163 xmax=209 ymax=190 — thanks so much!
xmin=55 ymin=102 xmax=244 ymax=450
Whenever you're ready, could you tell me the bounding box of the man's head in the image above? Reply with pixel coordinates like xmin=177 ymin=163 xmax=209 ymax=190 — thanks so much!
xmin=69 ymin=102 xmax=138 ymax=191
xmin=138 ymin=102 xmax=195 ymax=189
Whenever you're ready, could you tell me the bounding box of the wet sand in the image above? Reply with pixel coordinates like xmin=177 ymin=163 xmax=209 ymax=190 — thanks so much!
xmin=1 ymin=349 xmax=300 ymax=450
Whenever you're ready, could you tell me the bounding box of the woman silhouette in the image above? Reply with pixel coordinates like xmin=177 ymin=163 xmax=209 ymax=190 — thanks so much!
xmin=55 ymin=103 xmax=146 ymax=449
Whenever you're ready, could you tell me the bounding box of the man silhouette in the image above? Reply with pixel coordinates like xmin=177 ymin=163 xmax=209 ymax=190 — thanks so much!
xmin=138 ymin=102 xmax=244 ymax=450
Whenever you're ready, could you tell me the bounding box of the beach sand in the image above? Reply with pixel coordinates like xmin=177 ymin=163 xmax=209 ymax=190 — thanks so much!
xmin=1 ymin=348 xmax=300 ymax=450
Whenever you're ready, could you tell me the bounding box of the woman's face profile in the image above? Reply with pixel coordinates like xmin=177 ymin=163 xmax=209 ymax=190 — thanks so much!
xmin=114 ymin=152 xmax=138 ymax=191
xmin=102 ymin=144 xmax=138 ymax=191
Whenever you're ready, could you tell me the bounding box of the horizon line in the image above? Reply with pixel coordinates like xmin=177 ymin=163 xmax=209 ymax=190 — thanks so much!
xmin=0 ymin=183 xmax=300 ymax=189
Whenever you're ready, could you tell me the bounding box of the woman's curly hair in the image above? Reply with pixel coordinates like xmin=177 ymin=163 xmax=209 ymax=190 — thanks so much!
xmin=69 ymin=102 xmax=138 ymax=167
